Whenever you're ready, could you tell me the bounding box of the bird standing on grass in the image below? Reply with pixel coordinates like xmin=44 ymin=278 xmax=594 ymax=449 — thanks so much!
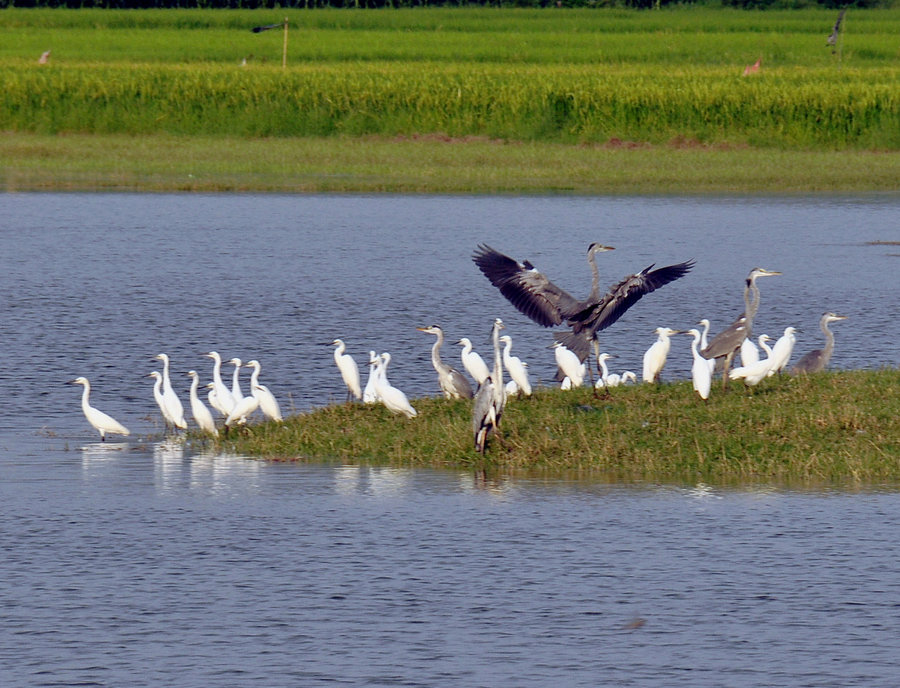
xmin=417 ymin=325 xmax=473 ymax=399
xmin=373 ymin=352 xmax=417 ymax=418
xmin=642 ymin=327 xmax=682 ymax=384
xmin=70 ymin=377 xmax=130 ymax=441
xmin=331 ymin=339 xmax=362 ymax=402
xmin=187 ymin=371 xmax=218 ymax=436
xmin=792 ymin=313 xmax=847 ymax=374
xmin=473 ymin=318 xmax=506 ymax=453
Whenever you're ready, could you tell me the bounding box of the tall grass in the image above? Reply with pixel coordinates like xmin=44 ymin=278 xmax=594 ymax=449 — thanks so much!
xmin=3 ymin=62 xmax=898 ymax=148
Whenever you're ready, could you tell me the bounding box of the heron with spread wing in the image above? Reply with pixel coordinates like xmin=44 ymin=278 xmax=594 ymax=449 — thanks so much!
xmin=472 ymin=243 xmax=694 ymax=362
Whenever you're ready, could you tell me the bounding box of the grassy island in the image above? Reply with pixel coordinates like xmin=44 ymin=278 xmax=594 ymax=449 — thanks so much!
xmin=217 ymin=369 xmax=900 ymax=484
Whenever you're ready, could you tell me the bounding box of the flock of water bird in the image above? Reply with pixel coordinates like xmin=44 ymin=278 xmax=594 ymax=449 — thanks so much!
xmin=70 ymin=242 xmax=847 ymax=453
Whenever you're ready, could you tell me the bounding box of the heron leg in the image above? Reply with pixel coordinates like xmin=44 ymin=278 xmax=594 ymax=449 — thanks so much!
xmin=721 ymin=351 xmax=735 ymax=389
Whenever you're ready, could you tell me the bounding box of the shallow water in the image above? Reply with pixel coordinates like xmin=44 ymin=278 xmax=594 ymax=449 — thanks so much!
xmin=1 ymin=193 xmax=899 ymax=686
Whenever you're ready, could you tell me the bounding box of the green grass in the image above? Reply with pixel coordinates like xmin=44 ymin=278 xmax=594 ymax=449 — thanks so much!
xmin=217 ymin=369 xmax=900 ymax=485
xmin=4 ymin=132 xmax=899 ymax=193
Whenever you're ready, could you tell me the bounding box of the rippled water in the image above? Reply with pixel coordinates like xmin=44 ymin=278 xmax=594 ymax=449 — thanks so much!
xmin=2 ymin=193 xmax=900 ymax=686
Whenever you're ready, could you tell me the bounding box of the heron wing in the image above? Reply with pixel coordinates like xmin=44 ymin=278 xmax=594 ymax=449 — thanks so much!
xmin=472 ymin=244 xmax=579 ymax=327
xmin=569 ymin=260 xmax=695 ymax=335
xmin=701 ymin=313 xmax=748 ymax=359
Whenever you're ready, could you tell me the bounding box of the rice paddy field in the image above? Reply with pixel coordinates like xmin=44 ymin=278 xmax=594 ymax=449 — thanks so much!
xmin=1 ymin=7 xmax=899 ymax=191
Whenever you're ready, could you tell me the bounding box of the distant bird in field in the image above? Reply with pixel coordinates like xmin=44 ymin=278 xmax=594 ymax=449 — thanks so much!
xmin=742 ymin=57 xmax=761 ymax=76
xmin=38 ymin=50 xmax=51 ymax=64
xmin=827 ymin=9 xmax=847 ymax=50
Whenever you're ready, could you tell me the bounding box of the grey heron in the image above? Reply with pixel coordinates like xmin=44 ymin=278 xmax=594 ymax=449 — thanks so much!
xmin=417 ymin=325 xmax=473 ymax=399
xmin=472 ymin=243 xmax=694 ymax=362
xmin=701 ymin=267 xmax=781 ymax=385
xmin=457 ymin=337 xmax=491 ymax=386
xmin=331 ymin=339 xmax=362 ymax=401
xmin=500 ymin=334 xmax=532 ymax=396
xmin=187 ymin=371 xmax=218 ymax=436
xmin=70 ymin=377 xmax=130 ymax=441
xmin=642 ymin=327 xmax=682 ymax=383
xmin=374 ymin=352 xmax=417 ymax=418
xmin=791 ymin=313 xmax=847 ymax=374
xmin=683 ymin=329 xmax=712 ymax=400
xmin=473 ymin=318 xmax=506 ymax=453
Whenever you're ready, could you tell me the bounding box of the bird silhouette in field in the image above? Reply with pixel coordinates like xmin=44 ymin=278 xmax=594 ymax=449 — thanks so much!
xmin=742 ymin=57 xmax=761 ymax=76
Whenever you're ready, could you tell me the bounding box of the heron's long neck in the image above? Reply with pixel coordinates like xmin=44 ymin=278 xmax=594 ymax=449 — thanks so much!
xmin=431 ymin=334 xmax=444 ymax=369
xmin=212 ymin=358 xmax=224 ymax=386
xmin=232 ymin=366 xmax=242 ymax=396
xmin=821 ymin=320 xmax=836 ymax=361
xmin=492 ymin=326 xmax=503 ymax=386
xmin=588 ymin=251 xmax=601 ymax=301
xmin=81 ymin=384 xmax=91 ymax=412
xmin=746 ymin=277 xmax=761 ymax=321
xmin=189 ymin=376 xmax=199 ymax=400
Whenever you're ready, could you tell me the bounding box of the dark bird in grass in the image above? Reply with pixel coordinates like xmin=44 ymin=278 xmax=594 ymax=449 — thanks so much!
xmin=472 ymin=243 xmax=694 ymax=363
xmin=827 ymin=8 xmax=847 ymax=50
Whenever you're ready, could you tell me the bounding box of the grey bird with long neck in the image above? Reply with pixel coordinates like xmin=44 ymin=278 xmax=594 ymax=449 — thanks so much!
xmin=791 ymin=312 xmax=847 ymax=374
xmin=473 ymin=318 xmax=506 ymax=453
xmin=473 ymin=242 xmax=694 ymax=362
xmin=701 ymin=267 xmax=781 ymax=385
xmin=417 ymin=324 xmax=473 ymax=399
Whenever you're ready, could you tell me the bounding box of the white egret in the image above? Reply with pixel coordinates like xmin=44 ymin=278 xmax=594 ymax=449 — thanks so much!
xmin=683 ymin=329 xmax=712 ymax=400
xmin=244 ymin=360 xmax=283 ymax=422
xmin=701 ymin=267 xmax=781 ymax=385
xmin=552 ymin=341 xmax=585 ymax=388
xmin=505 ymin=379 xmax=520 ymax=396
xmin=187 ymin=371 xmax=218 ymax=436
xmin=473 ymin=243 xmax=693 ymax=363
xmin=792 ymin=312 xmax=847 ymax=374
xmin=593 ymin=352 xmax=615 ymax=389
xmin=331 ymin=339 xmax=362 ymax=401
xmin=417 ymin=325 xmax=473 ymax=399
xmin=473 ymin=318 xmax=506 ymax=453
xmin=768 ymin=326 xmax=797 ymax=375
xmin=740 ymin=337 xmax=760 ymax=368
xmin=228 ymin=358 xmax=245 ymax=406
xmin=204 ymin=351 xmax=235 ymax=417
xmin=224 ymin=391 xmax=259 ymax=429
xmin=373 ymin=352 xmax=417 ymax=418
xmin=697 ymin=319 xmax=717 ymax=377
xmin=457 ymin=337 xmax=491 ymax=386
xmin=642 ymin=327 xmax=682 ymax=383
xmin=69 ymin=377 xmax=130 ymax=441
xmin=500 ymin=334 xmax=532 ymax=397
xmin=729 ymin=335 xmax=775 ymax=387
xmin=148 ymin=371 xmax=177 ymax=430
xmin=363 ymin=350 xmax=380 ymax=404
xmin=155 ymin=353 xmax=187 ymax=429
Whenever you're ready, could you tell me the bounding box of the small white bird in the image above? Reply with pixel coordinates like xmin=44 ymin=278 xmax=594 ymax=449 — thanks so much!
xmin=155 ymin=353 xmax=187 ymax=429
xmin=697 ymin=319 xmax=717 ymax=377
xmin=553 ymin=342 xmax=585 ymax=388
xmin=500 ymin=335 xmax=531 ymax=396
xmin=594 ymin=352 xmax=615 ymax=389
xmin=187 ymin=371 xmax=218 ymax=436
xmin=767 ymin=326 xmax=797 ymax=375
xmin=373 ymin=352 xmax=417 ymax=418
xmin=457 ymin=337 xmax=491 ymax=386
xmin=148 ymin=371 xmax=177 ymax=430
xmin=642 ymin=327 xmax=681 ymax=383
xmin=224 ymin=392 xmax=260 ymax=429
xmin=363 ymin=350 xmax=380 ymax=404
xmin=244 ymin=359 xmax=283 ymax=423
xmin=729 ymin=335 xmax=775 ymax=386
xmin=38 ymin=50 xmax=51 ymax=64
xmin=228 ymin=358 xmax=245 ymax=406
xmin=332 ymin=339 xmax=362 ymax=401
xmin=204 ymin=351 xmax=235 ymax=417
xmin=740 ymin=336 xmax=760 ymax=368
xmin=70 ymin=377 xmax=130 ymax=440
xmin=684 ymin=329 xmax=712 ymax=400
